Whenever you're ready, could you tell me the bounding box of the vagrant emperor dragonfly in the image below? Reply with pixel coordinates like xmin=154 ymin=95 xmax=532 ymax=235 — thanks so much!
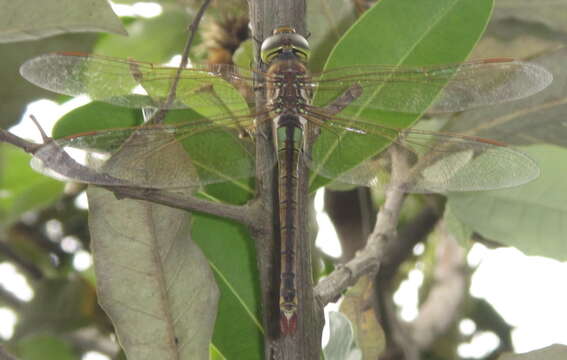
xmin=19 ymin=27 xmax=552 ymax=335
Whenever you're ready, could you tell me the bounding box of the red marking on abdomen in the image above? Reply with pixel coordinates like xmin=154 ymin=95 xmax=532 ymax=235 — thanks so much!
xmin=280 ymin=312 xmax=297 ymax=336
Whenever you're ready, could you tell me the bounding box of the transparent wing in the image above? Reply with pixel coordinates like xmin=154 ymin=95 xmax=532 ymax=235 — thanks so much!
xmin=306 ymin=114 xmax=539 ymax=193
xmin=310 ymin=59 xmax=552 ymax=113
xmin=31 ymin=113 xmax=274 ymax=190
xmin=20 ymin=53 xmax=257 ymax=116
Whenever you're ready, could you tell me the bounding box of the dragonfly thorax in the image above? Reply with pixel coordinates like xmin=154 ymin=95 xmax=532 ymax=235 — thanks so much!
xmin=265 ymin=59 xmax=312 ymax=118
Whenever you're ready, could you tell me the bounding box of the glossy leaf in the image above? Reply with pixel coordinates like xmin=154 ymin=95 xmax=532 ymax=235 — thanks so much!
xmin=310 ymin=0 xmax=493 ymax=190
xmin=52 ymin=101 xmax=144 ymax=139
xmin=193 ymin=214 xmax=263 ymax=360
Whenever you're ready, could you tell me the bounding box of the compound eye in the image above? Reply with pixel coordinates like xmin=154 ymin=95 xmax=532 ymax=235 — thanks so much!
xmin=288 ymin=33 xmax=310 ymax=59
xmin=260 ymin=34 xmax=284 ymax=63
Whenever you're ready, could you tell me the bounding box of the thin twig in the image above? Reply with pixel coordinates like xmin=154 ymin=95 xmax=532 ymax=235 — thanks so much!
xmin=151 ymin=0 xmax=213 ymax=124
xmin=0 ymin=129 xmax=40 ymax=153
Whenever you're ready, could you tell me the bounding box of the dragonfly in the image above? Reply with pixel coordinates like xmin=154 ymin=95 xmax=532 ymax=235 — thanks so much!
xmin=19 ymin=27 xmax=552 ymax=336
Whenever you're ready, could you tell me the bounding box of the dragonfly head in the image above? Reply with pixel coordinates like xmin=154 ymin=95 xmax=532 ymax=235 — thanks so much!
xmin=260 ymin=27 xmax=310 ymax=64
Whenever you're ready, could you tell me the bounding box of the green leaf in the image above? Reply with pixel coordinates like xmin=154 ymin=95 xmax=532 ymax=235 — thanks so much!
xmin=448 ymin=145 xmax=567 ymax=260
xmin=310 ymin=0 xmax=493 ymax=190
xmin=306 ymin=0 xmax=357 ymax=72
xmin=0 ymin=144 xmax=64 ymax=226
xmin=52 ymin=101 xmax=144 ymax=139
xmin=94 ymin=8 xmax=191 ymax=63
xmin=15 ymin=334 xmax=75 ymax=360
xmin=193 ymin=214 xmax=263 ymax=360
xmin=498 ymin=344 xmax=567 ymax=360
xmin=323 ymin=312 xmax=362 ymax=360
xmin=210 ymin=344 xmax=227 ymax=360
xmin=233 ymin=40 xmax=253 ymax=69
xmin=0 ymin=0 xmax=126 ymax=43
xmin=47 ymin=100 xmax=258 ymax=191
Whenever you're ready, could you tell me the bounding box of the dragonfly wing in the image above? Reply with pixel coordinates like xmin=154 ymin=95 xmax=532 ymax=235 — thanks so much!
xmin=20 ymin=53 xmax=255 ymax=117
xmin=31 ymin=117 xmax=273 ymax=191
xmin=311 ymin=59 xmax=552 ymax=114
xmin=306 ymin=117 xmax=539 ymax=193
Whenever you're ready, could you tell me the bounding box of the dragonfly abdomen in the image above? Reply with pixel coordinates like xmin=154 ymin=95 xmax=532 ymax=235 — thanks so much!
xmin=276 ymin=115 xmax=304 ymax=336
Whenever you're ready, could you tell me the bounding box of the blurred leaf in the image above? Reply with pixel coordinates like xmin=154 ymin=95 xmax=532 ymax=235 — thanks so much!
xmin=340 ymin=275 xmax=386 ymax=359
xmin=448 ymin=145 xmax=567 ymax=260
xmin=94 ymin=8 xmax=191 ymax=63
xmin=443 ymin=205 xmax=473 ymax=248
xmin=493 ymin=0 xmax=567 ymax=34
xmin=444 ymin=47 xmax=567 ymax=148
xmin=233 ymin=40 xmax=253 ymax=69
xmin=0 ymin=144 xmax=65 ymax=226
xmin=0 ymin=0 xmax=126 ymax=43
xmin=307 ymin=0 xmax=357 ymax=72
xmin=323 ymin=311 xmax=362 ymax=360
xmin=15 ymin=334 xmax=75 ymax=360
xmin=0 ymin=33 xmax=97 ymax=130
xmin=14 ymin=277 xmax=95 ymax=338
xmin=498 ymin=344 xmax=567 ymax=360
xmin=87 ymin=127 xmax=219 ymax=359
xmin=310 ymin=0 xmax=493 ymax=190
xmin=472 ymin=20 xmax=560 ymax=60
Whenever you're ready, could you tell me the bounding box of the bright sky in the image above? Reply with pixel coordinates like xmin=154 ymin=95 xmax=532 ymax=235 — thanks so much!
xmin=3 ymin=2 xmax=567 ymax=359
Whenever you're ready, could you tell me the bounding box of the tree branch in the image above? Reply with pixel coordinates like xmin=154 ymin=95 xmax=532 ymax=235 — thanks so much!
xmin=0 ymin=129 xmax=256 ymax=226
xmin=315 ymin=147 xmax=408 ymax=305
xmin=0 ymin=129 xmax=40 ymax=153
xmin=410 ymin=222 xmax=467 ymax=349
xmin=110 ymin=186 xmax=258 ymax=226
